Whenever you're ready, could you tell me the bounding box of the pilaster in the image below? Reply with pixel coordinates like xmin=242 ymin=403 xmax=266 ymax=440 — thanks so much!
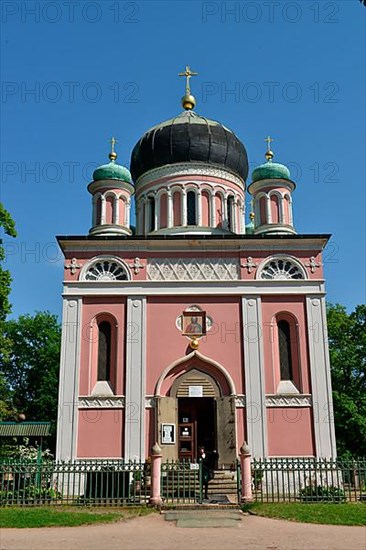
xmin=56 ymin=296 xmax=82 ymax=461
xmin=124 ymin=296 xmax=147 ymax=460
xmin=241 ymin=296 xmax=267 ymax=458
xmin=306 ymin=296 xmax=337 ymax=457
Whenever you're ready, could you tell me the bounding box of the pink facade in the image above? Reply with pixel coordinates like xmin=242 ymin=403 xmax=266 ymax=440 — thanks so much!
xmin=56 ymin=96 xmax=336 ymax=468
xmin=146 ymin=296 xmax=244 ymax=396
xmin=77 ymin=409 xmax=124 ymax=458
xmin=267 ymin=408 xmax=314 ymax=456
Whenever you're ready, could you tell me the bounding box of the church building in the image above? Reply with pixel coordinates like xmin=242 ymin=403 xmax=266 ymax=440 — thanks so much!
xmin=56 ymin=68 xmax=337 ymax=467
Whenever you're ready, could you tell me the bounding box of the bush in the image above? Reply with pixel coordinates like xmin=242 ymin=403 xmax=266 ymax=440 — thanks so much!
xmin=299 ymin=485 xmax=346 ymax=502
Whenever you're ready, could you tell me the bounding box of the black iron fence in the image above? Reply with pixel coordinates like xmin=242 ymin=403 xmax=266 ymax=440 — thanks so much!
xmin=161 ymin=460 xmax=202 ymax=504
xmin=0 ymin=459 xmax=149 ymax=506
xmin=251 ymin=457 xmax=366 ymax=503
xmin=1 ymin=457 xmax=365 ymax=506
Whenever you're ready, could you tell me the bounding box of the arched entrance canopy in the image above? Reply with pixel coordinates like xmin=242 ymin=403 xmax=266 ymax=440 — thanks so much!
xmin=155 ymin=350 xmax=236 ymax=397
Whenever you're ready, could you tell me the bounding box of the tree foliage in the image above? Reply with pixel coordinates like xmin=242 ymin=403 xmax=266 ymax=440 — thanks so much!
xmin=327 ymin=303 xmax=366 ymax=457
xmin=0 ymin=203 xmax=17 ymax=420
xmin=0 ymin=202 xmax=17 ymax=322
xmin=0 ymin=312 xmax=61 ymax=450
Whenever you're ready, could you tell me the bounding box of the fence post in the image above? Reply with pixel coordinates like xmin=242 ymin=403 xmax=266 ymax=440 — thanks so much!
xmin=240 ymin=442 xmax=253 ymax=503
xmin=149 ymin=443 xmax=163 ymax=507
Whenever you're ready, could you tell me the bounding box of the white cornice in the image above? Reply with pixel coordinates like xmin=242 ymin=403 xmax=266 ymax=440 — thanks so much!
xmin=248 ymin=178 xmax=295 ymax=195
xmin=58 ymin=237 xmax=330 ymax=255
xmin=63 ymin=280 xmax=326 ymax=296
xmin=87 ymin=179 xmax=134 ymax=195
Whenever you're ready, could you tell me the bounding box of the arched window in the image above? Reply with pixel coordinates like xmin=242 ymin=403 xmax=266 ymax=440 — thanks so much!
xmin=227 ymin=196 xmax=235 ymax=231
xmin=201 ymin=191 xmax=210 ymax=227
xmin=215 ymin=193 xmax=223 ymax=227
xmin=97 ymin=321 xmax=111 ymax=381
xmin=105 ymin=196 xmax=114 ymax=225
xmin=173 ymin=191 xmax=182 ymax=226
xmin=159 ymin=193 xmax=167 ymax=229
xmin=84 ymin=259 xmax=129 ymax=281
xmin=148 ymin=197 xmax=155 ymax=232
xmin=258 ymin=257 xmax=306 ymax=280
xmin=270 ymin=194 xmax=280 ymax=224
xmin=259 ymin=196 xmax=267 ymax=225
xmin=187 ymin=191 xmax=196 ymax=225
xmin=278 ymin=320 xmax=293 ymax=380
xmin=96 ymin=196 xmax=102 ymax=225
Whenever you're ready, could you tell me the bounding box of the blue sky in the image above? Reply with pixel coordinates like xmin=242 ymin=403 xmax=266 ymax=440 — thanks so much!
xmin=1 ymin=0 xmax=365 ymax=319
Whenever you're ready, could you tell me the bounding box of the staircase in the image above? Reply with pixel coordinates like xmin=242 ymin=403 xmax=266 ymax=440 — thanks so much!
xmin=206 ymin=469 xmax=238 ymax=503
xmin=160 ymin=467 xmax=239 ymax=506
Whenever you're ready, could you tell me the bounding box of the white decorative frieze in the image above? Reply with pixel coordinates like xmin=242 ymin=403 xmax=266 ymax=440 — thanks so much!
xmin=145 ymin=396 xmax=156 ymax=408
xmin=235 ymin=395 xmax=246 ymax=408
xmin=78 ymin=396 xmax=125 ymax=408
xmin=147 ymin=258 xmax=240 ymax=281
xmin=266 ymin=394 xmax=312 ymax=407
xmin=79 ymin=396 xmax=156 ymax=409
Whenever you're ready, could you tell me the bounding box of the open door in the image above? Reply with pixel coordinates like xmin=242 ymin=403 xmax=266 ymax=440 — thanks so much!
xmin=216 ymin=396 xmax=237 ymax=468
xmin=156 ymin=396 xmax=178 ymax=461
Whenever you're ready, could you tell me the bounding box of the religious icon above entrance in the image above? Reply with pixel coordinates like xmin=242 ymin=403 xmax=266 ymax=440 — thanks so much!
xmin=182 ymin=310 xmax=206 ymax=337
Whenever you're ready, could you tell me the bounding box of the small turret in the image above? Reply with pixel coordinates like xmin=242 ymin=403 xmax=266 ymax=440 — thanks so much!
xmin=248 ymin=137 xmax=296 ymax=235
xmin=88 ymin=138 xmax=134 ymax=236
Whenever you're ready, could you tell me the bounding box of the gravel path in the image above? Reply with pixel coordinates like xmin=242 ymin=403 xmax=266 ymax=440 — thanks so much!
xmin=1 ymin=512 xmax=365 ymax=550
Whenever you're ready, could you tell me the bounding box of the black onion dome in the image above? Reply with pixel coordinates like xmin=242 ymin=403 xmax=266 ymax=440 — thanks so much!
xmin=130 ymin=110 xmax=248 ymax=182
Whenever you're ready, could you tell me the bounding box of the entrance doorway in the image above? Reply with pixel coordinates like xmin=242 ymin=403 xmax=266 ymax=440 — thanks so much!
xmin=178 ymin=397 xmax=216 ymax=461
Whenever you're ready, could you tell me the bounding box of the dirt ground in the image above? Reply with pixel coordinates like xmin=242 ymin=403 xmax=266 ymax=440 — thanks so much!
xmin=1 ymin=512 xmax=365 ymax=550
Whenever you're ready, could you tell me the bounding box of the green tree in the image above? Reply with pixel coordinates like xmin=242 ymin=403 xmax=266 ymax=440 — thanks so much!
xmin=0 ymin=203 xmax=17 ymax=321
xmin=1 ymin=312 xmax=61 ymax=450
xmin=327 ymin=303 xmax=366 ymax=457
xmin=0 ymin=203 xmax=17 ymax=419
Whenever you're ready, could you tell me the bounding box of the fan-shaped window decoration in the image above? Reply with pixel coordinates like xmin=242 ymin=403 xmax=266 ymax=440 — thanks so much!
xmin=85 ymin=260 xmax=128 ymax=281
xmin=260 ymin=258 xmax=305 ymax=280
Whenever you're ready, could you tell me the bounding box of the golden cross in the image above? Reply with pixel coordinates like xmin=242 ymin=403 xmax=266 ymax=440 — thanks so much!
xmin=109 ymin=136 xmax=118 ymax=154
xmin=265 ymin=136 xmax=274 ymax=152
xmin=178 ymin=65 xmax=198 ymax=94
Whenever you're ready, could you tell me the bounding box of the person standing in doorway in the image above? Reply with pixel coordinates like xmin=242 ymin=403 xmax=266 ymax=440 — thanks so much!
xmin=198 ymin=446 xmax=218 ymax=500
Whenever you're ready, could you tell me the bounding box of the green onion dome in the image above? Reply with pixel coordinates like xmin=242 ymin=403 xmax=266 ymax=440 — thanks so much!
xmin=93 ymin=160 xmax=133 ymax=184
xmin=251 ymin=161 xmax=290 ymax=182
